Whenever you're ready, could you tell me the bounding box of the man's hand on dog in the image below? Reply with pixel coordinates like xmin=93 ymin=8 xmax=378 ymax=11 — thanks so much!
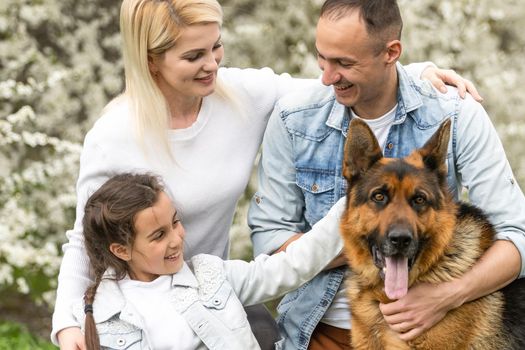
xmin=378 ymin=280 xmax=463 ymax=341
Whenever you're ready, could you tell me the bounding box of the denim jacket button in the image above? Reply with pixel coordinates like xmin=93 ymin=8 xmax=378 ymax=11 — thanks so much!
xmin=311 ymin=184 xmax=319 ymax=192
xmin=117 ymin=338 xmax=126 ymax=346
xmin=387 ymin=143 xmax=394 ymax=150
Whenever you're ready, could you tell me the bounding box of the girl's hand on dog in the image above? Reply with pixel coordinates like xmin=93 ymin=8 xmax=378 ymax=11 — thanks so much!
xmin=379 ymin=280 xmax=463 ymax=341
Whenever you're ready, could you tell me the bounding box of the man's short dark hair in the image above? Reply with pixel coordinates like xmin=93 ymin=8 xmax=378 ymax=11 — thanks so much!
xmin=320 ymin=0 xmax=403 ymax=52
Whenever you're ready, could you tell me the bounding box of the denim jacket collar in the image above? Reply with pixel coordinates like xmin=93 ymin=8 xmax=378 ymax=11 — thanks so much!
xmin=326 ymin=101 xmax=350 ymax=136
xmin=325 ymin=62 xmax=424 ymax=134
xmin=90 ymin=271 xmax=148 ymax=332
xmin=395 ymin=62 xmax=424 ymax=124
xmin=91 ymin=269 xmax=126 ymax=323
xmin=171 ymin=262 xmax=199 ymax=288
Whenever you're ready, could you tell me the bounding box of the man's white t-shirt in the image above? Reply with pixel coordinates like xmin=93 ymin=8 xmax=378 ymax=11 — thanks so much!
xmin=320 ymin=104 xmax=397 ymax=329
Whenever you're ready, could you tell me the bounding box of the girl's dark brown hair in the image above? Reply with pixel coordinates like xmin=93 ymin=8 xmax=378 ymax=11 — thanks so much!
xmin=82 ymin=173 xmax=163 ymax=350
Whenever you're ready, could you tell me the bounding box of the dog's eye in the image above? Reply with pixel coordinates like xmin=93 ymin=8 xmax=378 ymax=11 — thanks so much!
xmin=413 ymin=195 xmax=427 ymax=206
xmin=371 ymin=192 xmax=387 ymax=203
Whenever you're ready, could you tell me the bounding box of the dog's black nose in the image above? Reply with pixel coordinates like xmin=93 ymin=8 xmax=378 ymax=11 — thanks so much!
xmin=388 ymin=229 xmax=413 ymax=249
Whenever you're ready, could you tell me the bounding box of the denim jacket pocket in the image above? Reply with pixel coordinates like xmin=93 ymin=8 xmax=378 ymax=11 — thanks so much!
xmin=296 ymin=168 xmax=335 ymax=225
xmin=203 ymin=282 xmax=248 ymax=330
xmin=99 ymin=329 xmax=142 ymax=350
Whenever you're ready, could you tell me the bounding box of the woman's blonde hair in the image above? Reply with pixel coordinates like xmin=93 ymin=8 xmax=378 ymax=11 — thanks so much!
xmin=120 ymin=0 xmax=229 ymax=157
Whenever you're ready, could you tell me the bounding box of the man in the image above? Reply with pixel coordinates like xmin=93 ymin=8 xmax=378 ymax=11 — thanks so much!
xmin=248 ymin=0 xmax=525 ymax=349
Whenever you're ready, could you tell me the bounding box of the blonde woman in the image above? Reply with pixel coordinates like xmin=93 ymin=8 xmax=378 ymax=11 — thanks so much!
xmin=52 ymin=0 xmax=479 ymax=349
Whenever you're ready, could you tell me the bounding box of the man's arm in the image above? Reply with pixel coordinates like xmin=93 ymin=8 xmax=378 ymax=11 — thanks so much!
xmin=380 ymin=94 xmax=525 ymax=340
xmin=248 ymin=102 xmax=348 ymax=271
xmin=248 ymin=102 xmax=307 ymax=256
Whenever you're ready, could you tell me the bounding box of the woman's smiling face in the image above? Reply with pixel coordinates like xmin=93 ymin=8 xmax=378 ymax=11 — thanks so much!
xmin=150 ymin=22 xmax=224 ymax=102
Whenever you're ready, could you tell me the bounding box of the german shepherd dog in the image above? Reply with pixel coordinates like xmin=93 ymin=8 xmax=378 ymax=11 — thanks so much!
xmin=340 ymin=118 xmax=525 ymax=349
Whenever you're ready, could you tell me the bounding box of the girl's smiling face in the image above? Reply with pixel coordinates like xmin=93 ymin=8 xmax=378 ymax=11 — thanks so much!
xmin=119 ymin=191 xmax=185 ymax=282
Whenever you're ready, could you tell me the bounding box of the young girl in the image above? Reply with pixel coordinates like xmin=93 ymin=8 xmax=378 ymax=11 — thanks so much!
xmin=76 ymin=173 xmax=345 ymax=350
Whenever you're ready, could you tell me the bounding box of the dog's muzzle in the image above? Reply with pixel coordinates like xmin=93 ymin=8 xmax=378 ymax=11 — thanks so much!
xmin=369 ymin=228 xmax=419 ymax=300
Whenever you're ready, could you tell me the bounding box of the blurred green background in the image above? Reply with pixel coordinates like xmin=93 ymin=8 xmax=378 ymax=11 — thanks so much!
xmin=1 ymin=0 xmax=524 ymax=347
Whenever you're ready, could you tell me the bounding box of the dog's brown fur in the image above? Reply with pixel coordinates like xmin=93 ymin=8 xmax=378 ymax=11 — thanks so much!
xmin=340 ymin=118 xmax=525 ymax=349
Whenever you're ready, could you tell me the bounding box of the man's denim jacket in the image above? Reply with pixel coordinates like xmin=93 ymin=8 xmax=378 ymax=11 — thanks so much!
xmin=248 ymin=63 xmax=525 ymax=350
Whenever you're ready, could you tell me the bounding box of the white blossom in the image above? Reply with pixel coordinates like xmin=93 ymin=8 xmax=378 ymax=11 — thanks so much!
xmin=16 ymin=277 xmax=30 ymax=294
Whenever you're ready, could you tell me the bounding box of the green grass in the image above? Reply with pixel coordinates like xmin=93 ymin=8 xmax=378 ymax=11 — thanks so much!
xmin=0 ymin=321 xmax=56 ymax=350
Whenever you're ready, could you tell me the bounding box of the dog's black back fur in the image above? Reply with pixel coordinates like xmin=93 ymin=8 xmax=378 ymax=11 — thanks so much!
xmin=502 ymin=278 xmax=525 ymax=348
xmin=460 ymin=202 xmax=525 ymax=348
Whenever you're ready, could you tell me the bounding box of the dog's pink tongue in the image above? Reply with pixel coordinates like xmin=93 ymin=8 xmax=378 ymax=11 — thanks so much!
xmin=384 ymin=256 xmax=409 ymax=300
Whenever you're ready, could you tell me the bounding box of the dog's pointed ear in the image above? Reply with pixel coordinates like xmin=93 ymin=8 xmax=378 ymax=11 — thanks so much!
xmin=418 ymin=119 xmax=451 ymax=175
xmin=343 ymin=118 xmax=383 ymax=182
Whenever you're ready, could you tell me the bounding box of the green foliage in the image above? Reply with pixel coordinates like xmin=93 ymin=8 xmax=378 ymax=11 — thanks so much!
xmin=0 ymin=321 xmax=56 ymax=350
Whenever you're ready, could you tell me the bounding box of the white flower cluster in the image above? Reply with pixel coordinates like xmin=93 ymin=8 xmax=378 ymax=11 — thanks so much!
xmin=0 ymin=103 xmax=81 ymax=302
xmin=0 ymin=0 xmax=120 ymax=304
